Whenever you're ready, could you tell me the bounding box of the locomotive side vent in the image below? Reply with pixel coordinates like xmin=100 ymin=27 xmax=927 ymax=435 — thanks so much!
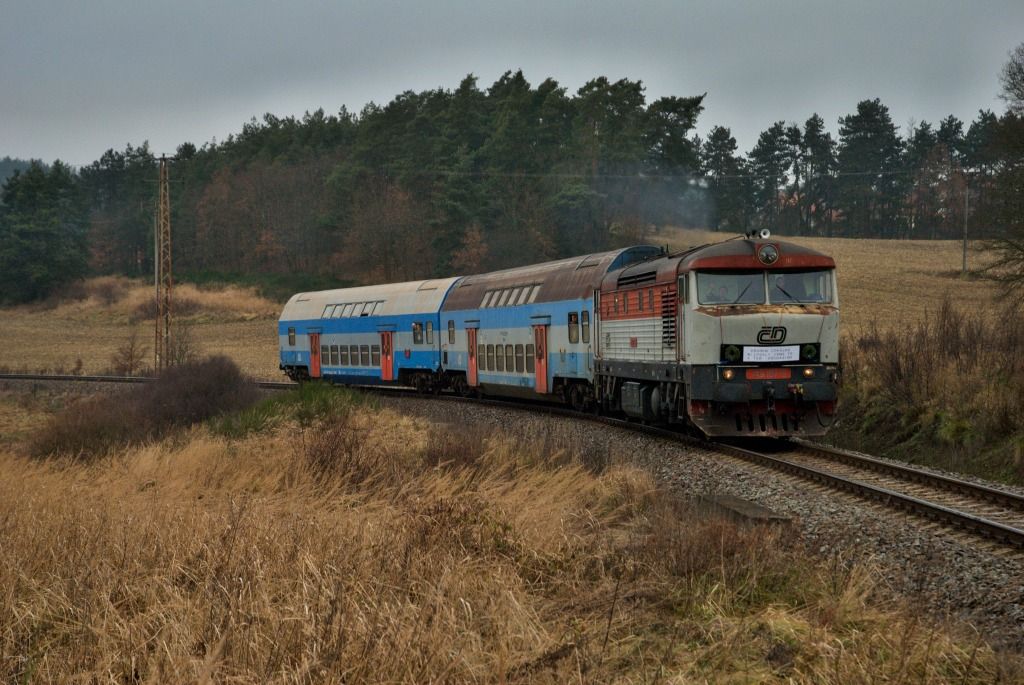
xmin=661 ymin=290 xmax=677 ymax=348
xmin=617 ymin=270 xmax=657 ymax=288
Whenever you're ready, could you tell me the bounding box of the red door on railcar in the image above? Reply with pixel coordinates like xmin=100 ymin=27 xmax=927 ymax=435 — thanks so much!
xmin=467 ymin=328 xmax=478 ymax=386
xmin=380 ymin=331 xmax=394 ymax=381
xmin=533 ymin=325 xmax=548 ymax=393
xmin=309 ymin=332 xmax=321 ymax=378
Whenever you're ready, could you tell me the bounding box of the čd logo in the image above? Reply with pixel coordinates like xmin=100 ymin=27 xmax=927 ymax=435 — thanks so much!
xmin=757 ymin=326 xmax=787 ymax=345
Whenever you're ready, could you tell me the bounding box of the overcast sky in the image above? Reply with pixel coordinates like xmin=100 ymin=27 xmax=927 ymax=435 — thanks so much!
xmin=2 ymin=0 xmax=1021 ymax=166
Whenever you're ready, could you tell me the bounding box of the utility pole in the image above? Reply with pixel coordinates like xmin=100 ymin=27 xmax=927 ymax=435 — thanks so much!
xmin=154 ymin=156 xmax=172 ymax=371
xmin=962 ymin=177 xmax=969 ymax=275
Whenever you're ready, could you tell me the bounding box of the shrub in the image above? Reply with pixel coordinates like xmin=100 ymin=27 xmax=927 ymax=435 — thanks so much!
xmin=32 ymin=356 xmax=258 ymax=459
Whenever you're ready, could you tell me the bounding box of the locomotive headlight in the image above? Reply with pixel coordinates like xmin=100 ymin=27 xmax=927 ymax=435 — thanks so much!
xmin=722 ymin=368 xmax=735 ymax=381
xmin=801 ymin=344 xmax=818 ymax=360
xmin=723 ymin=345 xmax=742 ymax=362
xmin=803 ymin=367 xmax=815 ymax=378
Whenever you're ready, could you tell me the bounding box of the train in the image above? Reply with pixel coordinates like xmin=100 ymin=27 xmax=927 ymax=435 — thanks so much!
xmin=278 ymin=230 xmax=840 ymax=437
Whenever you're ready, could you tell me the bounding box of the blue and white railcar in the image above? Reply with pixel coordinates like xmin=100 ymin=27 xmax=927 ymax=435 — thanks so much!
xmin=278 ymin=278 xmax=460 ymax=386
xmin=438 ymin=247 xmax=663 ymax=404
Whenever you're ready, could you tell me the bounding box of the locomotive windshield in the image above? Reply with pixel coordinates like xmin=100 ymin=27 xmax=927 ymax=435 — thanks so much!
xmin=697 ymin=269 xmax=834 ymax=305
xmin=697 ymin=271 xmax=766 ymax=304
xmin=768 ymin=269 xmax=833 ymax=304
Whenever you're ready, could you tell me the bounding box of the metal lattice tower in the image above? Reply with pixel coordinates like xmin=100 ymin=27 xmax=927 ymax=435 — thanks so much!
xmin=154 ymin=156 xmax=172 ymax=371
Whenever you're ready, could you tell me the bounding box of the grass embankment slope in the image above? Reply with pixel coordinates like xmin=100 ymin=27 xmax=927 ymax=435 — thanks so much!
xmin=0 ymin=371 xmax=1018 ymax=683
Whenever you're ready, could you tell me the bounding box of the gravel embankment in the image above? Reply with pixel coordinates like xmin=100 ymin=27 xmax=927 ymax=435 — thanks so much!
xmin=382 ymin=395 xmax=1024 ymax=652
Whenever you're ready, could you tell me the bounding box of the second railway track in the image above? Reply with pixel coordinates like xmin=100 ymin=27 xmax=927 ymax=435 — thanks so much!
xmin=4 ymin=371 xmax=1024 ymax=549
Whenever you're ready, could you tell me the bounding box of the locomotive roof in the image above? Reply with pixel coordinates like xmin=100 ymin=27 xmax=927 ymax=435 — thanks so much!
xmin=280 ymin=277 xmax=461 ymax=322
xmin=602 ymin=237 xmax=835 ymax=289
xmin=442 ymin=245 xmax=664 ymax=310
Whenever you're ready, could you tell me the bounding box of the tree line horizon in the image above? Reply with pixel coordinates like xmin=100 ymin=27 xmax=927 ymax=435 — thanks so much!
xmin=1 ymin=54 xmax=1022 ymax=303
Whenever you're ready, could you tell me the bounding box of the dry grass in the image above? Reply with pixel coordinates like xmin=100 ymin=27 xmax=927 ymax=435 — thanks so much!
xmin=0 ymin=391 xmax=1018 ymax=683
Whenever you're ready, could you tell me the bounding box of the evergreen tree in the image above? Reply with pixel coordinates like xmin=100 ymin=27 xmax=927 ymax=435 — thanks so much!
xmin=836 ymin=99 xmax=904 ymax=236
xmin=801 ymin=114 xmax=837 ymax=235
xmin=701 ymin=125 xmax=750 ymax=231
xmin=748 ymin=122 xmax=788 ymax=232
xmin=0 ymin=161 xmax=88 ymax=303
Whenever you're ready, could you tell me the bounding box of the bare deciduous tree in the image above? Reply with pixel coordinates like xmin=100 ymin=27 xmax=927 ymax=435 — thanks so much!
xmin=1000 ymin=43 xmax=1024 ymax=115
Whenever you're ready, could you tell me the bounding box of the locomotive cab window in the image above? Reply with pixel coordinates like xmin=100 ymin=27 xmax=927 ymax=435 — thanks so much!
xmin=412 ymin=322 xmax=423 ymax=344
xmin=568 ymin=312 xmax=580 ymax=344
xmin=581 ymin=311 xmax=590 ymax=343
xmin=697 ymin=271 xmax=766 ymax=305
xmin=288 ymin=328 xmax=296 ymax=346
xmin=768 ymin=269 xmax=834 ymax=304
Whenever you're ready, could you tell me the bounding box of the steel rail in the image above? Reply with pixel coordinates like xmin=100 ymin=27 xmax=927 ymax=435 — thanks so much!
xmin=790 ymin=438 xmax=1024 ymax=512
xmin=4 ymin=372 xmax=1023 ymax=547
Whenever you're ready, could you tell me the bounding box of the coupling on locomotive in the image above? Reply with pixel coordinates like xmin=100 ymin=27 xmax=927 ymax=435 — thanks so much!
xmin=278 ymin=231 xmax=839 ymax=437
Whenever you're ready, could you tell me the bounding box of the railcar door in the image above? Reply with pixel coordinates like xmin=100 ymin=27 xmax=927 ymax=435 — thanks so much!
xmin=533 ymin=324 xmax=548 ymax=394
xmin=309 ymin=332 xmax=322 ymax=379
xmin=467 ymin=328 xmax=478 ymax=386
xmin=380 ymin=331 xmax=394 ymax=381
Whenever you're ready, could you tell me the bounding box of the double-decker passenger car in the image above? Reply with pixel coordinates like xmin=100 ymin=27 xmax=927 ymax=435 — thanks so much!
xmin=278 ymin=232 xmax=840 ymax=437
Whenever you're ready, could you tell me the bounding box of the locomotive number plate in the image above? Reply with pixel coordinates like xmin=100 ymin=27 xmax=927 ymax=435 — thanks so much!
xmin=743 ymin=345 xmax=799 ymax=362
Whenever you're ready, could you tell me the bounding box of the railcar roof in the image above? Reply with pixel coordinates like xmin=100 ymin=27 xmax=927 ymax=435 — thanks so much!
xmin=442 ymin=245 xmax=663 ymax=310
xmin=280 ymin=277 xmax=461 ymax=322
xmin=602 ymin=238 xmax=835 ymax=289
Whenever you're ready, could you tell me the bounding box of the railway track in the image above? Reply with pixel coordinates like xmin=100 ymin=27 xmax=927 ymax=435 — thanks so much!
xmin=4 ymin=371 xmax=1024 ymax=549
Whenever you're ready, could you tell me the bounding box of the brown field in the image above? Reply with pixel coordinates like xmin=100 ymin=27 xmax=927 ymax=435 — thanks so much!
xmin=0 ymin=386 xmax=1017 ymax=683
xmin=0 ymin=234 xmax=1002 ymax=378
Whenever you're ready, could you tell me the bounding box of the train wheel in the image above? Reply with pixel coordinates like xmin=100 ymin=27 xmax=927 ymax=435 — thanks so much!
xmin=568 ymin=384 xmax=586 ymax=413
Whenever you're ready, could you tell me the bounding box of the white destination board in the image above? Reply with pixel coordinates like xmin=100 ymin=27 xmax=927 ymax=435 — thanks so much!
xmin=743 ymin=345 xmax=799 ymax=363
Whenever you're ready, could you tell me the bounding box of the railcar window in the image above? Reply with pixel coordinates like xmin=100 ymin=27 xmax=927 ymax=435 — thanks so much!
xmin=426 ymin=321 xmax=434 ymax=344
xmin=360 ymin=345 xmax=370 ymax=366
xmin=582 ymin=311 xmax=590 ymax=343
xmin=509 ymin=287 xmax=522 ymax=305
xmin=613 ymin=296 xmax=618 ymax=315
xmin=526 ymin=344 xmax=535 ymax=372
xmin=477 ymin=342 xmax=484 ymax=368
xmin=696 ymin=271 xmax=766 ymax=305
xmin=497 ymin=289 xmax=511 ymax=307
xmin=371 ymin=345 xmax=380 ymax=366
xmin=323 ymin=305 xmax=335 ymax=318
xmin=288 ymin=328 xmax=295 ymax=346
xmin=482 ymin=291 xmax=493 ymax=308
xmin=527 ymin=285 xmax=541 ymax=303
xmin=332 ymin=306 xmax=343 ymax=318
xmin=340 ymin=346 xmax=349 ymax=365
xmin=448 ymin=320 xmax=455 ymax=344
xmin=568 ymin=312 xmax=580 ymax=344
xmin=768 ymin=269 xmax=834 ymax=304
xmin=361 ymin=303 xmax=373 ymax=316
xmin=342 ymin=303 xmax=355 ymax=317
xmin=487 ymin=344 xmax=495 ymax=371
xmin=495 ymin=345 xmax=505 ymax=372
xmin=350 ymin=345 xmax=360 ymax=365
xmin=330 ymin=345 xmax=339 ymax=366
xmin=320 ymin=345 xmax=329 ymax=363
xmin=412 ymin=322 xmax=423 ymax=345
xmin=515 ymin=345 xmax=524 ymax=373
xmin=505 ymin=344 xmax=514 ymax=371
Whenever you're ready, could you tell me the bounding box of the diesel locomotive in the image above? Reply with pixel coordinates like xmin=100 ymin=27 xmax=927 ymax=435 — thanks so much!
xmin=278 ymin=231 xmax=839 ymax=437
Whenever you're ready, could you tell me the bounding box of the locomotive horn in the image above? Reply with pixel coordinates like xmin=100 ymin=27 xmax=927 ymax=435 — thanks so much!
xmin=759 ymin=229 xmax=771 ymax=239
